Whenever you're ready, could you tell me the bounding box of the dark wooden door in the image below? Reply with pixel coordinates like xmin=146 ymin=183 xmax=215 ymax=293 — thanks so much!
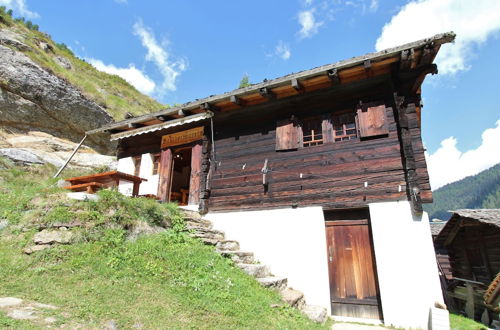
xmin=157 ymin=148 xmax=173 ymax=202
xmin=325 ymin=219 xmax=381 ymax=319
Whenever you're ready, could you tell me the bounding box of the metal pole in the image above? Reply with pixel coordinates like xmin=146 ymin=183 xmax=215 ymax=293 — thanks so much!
xmin=53 ymin=134 xmax=88 ymax=178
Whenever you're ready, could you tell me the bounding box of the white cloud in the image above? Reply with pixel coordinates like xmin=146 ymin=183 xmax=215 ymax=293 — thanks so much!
xmin=133 ymin=19 xmax=186 ymax=94
xmin=0 ymin=0 xmax=39 ymax=18
xmin=376 ymin=0 xmax=500 ymax=75
xmin=426 ymin=119 xmax=500 ymax=189
xmin=275 ymin=41 xmax=291 ymax=60
xmin=88 ymin=58 xmax=156 ymax=95
xmin=297 ymin=10 xmax=323 ymax=39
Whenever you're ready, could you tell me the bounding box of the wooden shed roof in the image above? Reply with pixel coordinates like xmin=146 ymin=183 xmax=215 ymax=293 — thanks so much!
xmin=435 ymin=209 xmax=500 ymax=246
xmin=87 ymin=32 xmax=456 ymax=137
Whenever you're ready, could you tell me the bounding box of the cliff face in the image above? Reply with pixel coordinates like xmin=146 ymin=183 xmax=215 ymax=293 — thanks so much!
xmin=0 ymin=32 xmax=114 ymax=153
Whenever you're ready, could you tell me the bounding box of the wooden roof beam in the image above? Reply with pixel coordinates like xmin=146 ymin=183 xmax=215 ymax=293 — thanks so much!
xmin=259 ymin=87 xmax=275 ymax=100
xmin=327 ymin=69 xmax=340 ymax=84
xmin=400 ymin=48 xmax=415 ymax=71
xmin=201 ymin=102 xmax=219 ymax=112
xmin=291 ymin=78 xmax=303 ymax=91
xmin=229 ymin=95 xmax=241 ymax=106
xmin=419 ymin=43 xmax=436 ymax=66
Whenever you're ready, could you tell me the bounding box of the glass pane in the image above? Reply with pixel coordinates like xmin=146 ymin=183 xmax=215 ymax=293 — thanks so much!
xmin=304 ymin=135 xmax=312 ymax=142
xmin=346 ymin=129 xmax=356 ymax=135
xmin=346 ymin=123 xmax=355 ymax=129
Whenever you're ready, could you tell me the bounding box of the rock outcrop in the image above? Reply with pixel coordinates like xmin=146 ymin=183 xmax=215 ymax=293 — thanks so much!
xmin=0 ymin=28 xmax=114 ymax=154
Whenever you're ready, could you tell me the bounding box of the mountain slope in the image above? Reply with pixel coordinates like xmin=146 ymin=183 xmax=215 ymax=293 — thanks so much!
xmin=424 ymin=163 xmax=500 ymax=220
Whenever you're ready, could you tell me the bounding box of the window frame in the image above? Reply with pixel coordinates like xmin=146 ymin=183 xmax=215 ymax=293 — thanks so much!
xmin=301 ymin=115 xmax=324 ymax=148
xmin=331 ymin=110 xmax=358 ymax=142
xmin=151 ymin=153 xmax=161 ymax=175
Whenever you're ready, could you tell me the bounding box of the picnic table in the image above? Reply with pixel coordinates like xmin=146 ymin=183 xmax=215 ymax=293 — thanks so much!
xmin=64 ymin=170 xmax=147 ymax=196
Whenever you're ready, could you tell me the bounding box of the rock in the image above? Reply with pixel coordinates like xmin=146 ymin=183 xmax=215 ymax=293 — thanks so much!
xmin=55 ymin=56 xmax=72 ymax=70
xmin=33 ymin=302 xmax=58 ymax=310
xmin=0 ymin=219 xmax=8 ymax=230
xmin=236 ymin=263 xmax=271 ymax=278
xmin=300 ymin=305 xmax=328 ymax=323
xmin=38 ymin=41 xmax=54 ymax=53
xmin=257 ymin=277 xmax=288 ymax=291
xmin=66 ymin=192 xmax=100 ymax=201
xmin=0 ymin=44 xmax=113 ymax=153
xmin=216 ymin=240 xmax=239 ymax=251
xmin=44 ymin=316 xmax=57 ymax=324
xmin=0 ymin=148 xmax=44 ymax=165
xmin=189 ymin=228 xmax=225 ymax=240
xmin=104 ymin=319 xmax=119 ymax=330
xmin=0 ymin=297 xmax=23 ymax=308
xmin=23 ymin=244 xmax=50 ymax=254
xmin=280 ymin=288 xmax=305 ymax=308
xmin=33 ymin=229 xmax=73 ymax=245
xmin=127 ymin=221 xmax=165 ymax=241
xmin=0 ymin=29 xmax=30 ymax=51
xmin=57 ymin=179 xmax=71 ymax=188
xmin=7 ymin=308 xmax=37 ymax=320
xmin=218 ymin=250 xmax=255 ymax=264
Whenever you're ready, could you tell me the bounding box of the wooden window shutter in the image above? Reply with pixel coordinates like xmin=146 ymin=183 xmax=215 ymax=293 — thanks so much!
xmin=276 ymin=118 xmax=301 ymax=151
xmin=356 ymin=105 xmax=389 ymax=138
xmin=321 ymin=115 xmax=334 ymax=143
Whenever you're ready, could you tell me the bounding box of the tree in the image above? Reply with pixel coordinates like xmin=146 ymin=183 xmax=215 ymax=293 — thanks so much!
xmin=238 ymin=74 xmax=251 ymax=88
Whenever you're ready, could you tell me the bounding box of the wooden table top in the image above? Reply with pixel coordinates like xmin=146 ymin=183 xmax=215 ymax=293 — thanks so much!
xmin=65 ymin=170 xmax=147 ymax=185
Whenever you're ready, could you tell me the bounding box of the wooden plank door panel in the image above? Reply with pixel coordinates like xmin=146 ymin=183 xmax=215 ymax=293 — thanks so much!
xmin=326 ymin=220 xmax=381 ymax=319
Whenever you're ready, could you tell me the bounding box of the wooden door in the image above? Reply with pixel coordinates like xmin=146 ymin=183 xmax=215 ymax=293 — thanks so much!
xmin=325 ymin=219 xmax=381 ymax=319
xmin=157 ymin=148 xmax=173 ymax=203
xmin=188 ymin=142 xmax=202 ymax=205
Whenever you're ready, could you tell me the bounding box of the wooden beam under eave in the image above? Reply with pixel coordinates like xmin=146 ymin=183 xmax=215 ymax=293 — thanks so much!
xmin=229 ymin=95 xmax=241 ymax=106
xmin=201 ymin=102 xmax=219 ymax=112
xmin=127 ymin=123 xmax=145 ymax=129
xmin=327 ymin=68 xmax=340 ymax=84
xmin=259 ymin=87 xmax=274 ymax=100
xmin=291 ymin=78 xmax=302 ymax=91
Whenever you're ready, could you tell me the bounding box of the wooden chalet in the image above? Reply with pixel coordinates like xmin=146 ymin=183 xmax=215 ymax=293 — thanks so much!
xmin=88 ymin=32 xmax=456 ymax=329
xmin=435 ymin=209 xmax=500 ymax=326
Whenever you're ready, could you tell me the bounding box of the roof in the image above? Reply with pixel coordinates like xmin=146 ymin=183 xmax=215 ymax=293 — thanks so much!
xmin=451 ymin=209 xmax=500 ymax=227
xmin=87 ymin=32 xmax=456 ymax=136
xmin=435 ymin=209 xmax=500 ymax=246
xmin=430 ymin=221 xmax=446 ymax=236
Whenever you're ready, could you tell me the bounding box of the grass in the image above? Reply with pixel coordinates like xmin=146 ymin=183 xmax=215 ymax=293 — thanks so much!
xmin=0 ymin=9 xmax=165 ymax=120
xmin=449 ymin=314 xmax=487 ymax=330
xmin=0 ymin=159 xmax=327 ymax=329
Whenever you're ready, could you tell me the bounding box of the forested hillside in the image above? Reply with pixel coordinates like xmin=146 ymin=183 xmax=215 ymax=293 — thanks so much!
xmin=424 ymin=163 xmax=500 ymax=220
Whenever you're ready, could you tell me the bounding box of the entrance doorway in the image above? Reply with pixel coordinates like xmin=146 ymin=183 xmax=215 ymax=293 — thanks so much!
xmin=324 ymin=209 xmax=382 ymax=320
xmin=157 ymin=142 xmax=203 ymax=206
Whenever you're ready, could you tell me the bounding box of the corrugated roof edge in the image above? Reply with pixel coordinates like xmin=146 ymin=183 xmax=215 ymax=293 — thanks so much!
xmin=87 ymin=31 xmax=456 ymax=135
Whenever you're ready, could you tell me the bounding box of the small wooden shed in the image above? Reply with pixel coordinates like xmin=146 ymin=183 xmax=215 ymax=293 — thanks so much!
xmin=435 ymin=209 xmax=500 ymax=325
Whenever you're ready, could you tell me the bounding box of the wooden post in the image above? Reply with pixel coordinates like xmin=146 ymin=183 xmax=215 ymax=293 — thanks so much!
xmin=157 ymin=148 xmax=173 ymax=202
xmin=188 ymin=143 xmax=203 ymax=205
xmin=465 ymin=283 xmax=475 ymax=319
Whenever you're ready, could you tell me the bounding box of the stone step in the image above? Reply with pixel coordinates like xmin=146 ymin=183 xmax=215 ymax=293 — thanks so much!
xmin=257 ymin=276 xmax=288 ymax=291
xmin=236 ymin=263 xmax=271 ymax=278
xmin=217 ymin=250 xmax=255 ymax=264
xmin=216 ymin=240 xmax=240 ymax=251
xmin=189 ymin=228 xmax=225 ymax=240
xmin=280 ymin=288 xmax=305 ymax=309
xmin=300 ymin=304 xmax=328 ymax=323
xmin=185 ymin=219 xmax=213 ymax=230
xmin=199 ymin=237 xmax=220 ymax=245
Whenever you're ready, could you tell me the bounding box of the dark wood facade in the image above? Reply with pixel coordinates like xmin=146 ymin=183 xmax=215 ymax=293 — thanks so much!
xmin=101 ymin=34 xmax=458 ymax=213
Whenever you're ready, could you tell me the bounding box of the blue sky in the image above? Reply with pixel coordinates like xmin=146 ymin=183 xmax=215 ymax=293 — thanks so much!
xmin=2 ymin=0 xmax=500 ymax=189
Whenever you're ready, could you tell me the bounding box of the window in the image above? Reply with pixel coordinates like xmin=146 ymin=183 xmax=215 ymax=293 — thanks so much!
xmin=152 ymin=153 xmax=160 ymax=175
xmin=133 ymin=155 xmax=141 ymax=176
xmin=332 ymin=112 xmax=357 ymax=142
xmin=302 ymin=117 xmax=324 ymax=147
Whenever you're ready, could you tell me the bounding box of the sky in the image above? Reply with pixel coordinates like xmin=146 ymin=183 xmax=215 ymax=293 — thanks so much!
xmin=1 ymin=0 xmax=499 ymax=190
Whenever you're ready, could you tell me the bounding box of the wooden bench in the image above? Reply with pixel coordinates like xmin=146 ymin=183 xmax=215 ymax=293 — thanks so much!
xmin=64 ymin=171 xmax=147 ymax=196
xmin=64 ymin=182 xmax=105 ymax=194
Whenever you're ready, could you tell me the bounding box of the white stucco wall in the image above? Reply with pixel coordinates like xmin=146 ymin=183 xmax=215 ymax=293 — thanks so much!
xmin=205 ymin=207 xmax=331 ymax=313
xmin=117 ymin=157 xmax=134 ymax=196
xmin=138 ymin=153 xmax=160 ymax=196
xmin=369 ymin=201 xmax=446 ymax=330
xmin=117 ymin=154 xmax=160 ymax=196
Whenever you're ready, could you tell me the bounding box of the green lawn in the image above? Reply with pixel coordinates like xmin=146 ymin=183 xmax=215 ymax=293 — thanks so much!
xmin=0 ymin=159 xmax=327 ymax=329
xmin=450 ymin=313 xmax=488 ymax=330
